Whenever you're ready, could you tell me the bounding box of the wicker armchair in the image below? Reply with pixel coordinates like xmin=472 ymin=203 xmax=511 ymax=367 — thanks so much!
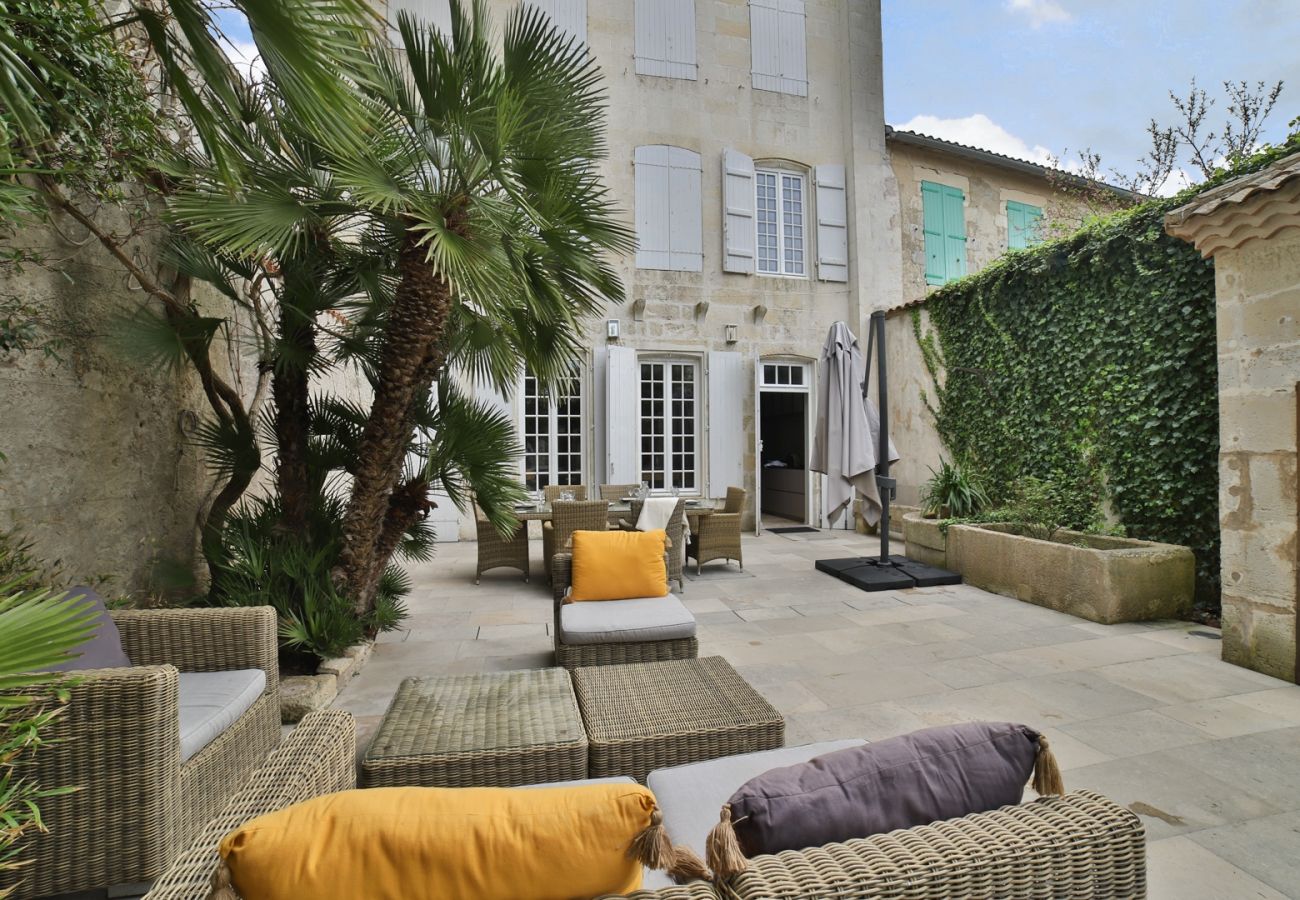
xmin=551 ymin=552 xmax=698 ymax=669
xmin=620 ymin=498 xmax=686 ymax=591
xmin=600 ymin=483 xmax=639 ymax=500
xmin=474 ymin=507 xmax=529 ymax=584
xmin=542 ymin=499 xmax=609 ymax=583
xmin=3 ymin=607 xmax=280 ymax=899
xmin=687 ymin=487 xmax=746 ymax=575
xmin=143 ymin=710 xmax=357 ymax=900
xmin=543 ymin=483 xmax=588 ymax=503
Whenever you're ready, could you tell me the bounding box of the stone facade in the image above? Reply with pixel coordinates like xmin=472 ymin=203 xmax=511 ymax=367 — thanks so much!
xmin=1167 ymin=153 xmax=1300 ymax=682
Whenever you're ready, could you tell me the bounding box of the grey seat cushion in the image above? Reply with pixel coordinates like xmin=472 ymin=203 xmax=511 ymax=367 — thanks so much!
xmin=559 ymin=595 xmax=696 ymax=645
xmin=646 ymin=739 xmax=867 ymax=863
xmin=178 ymin=669 xmax=266 ymax=762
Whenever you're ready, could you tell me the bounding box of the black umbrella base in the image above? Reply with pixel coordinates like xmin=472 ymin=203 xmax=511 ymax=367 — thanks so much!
xmin=815 ymin=555 xmax=962 ymax=592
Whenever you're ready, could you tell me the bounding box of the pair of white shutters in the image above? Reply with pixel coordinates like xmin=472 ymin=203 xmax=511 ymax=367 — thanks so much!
xmin=635 ymin=0 xmax=697 ymax=80
xmin=723 ymin=150 xmax=848 ymax=282
xmin=634 ymin=145 xmax=703 ymax=272
xmin=750 ymin=0 xmax=808 ymax=96
xmin=605 ymin=347 xmax=744 ymax=499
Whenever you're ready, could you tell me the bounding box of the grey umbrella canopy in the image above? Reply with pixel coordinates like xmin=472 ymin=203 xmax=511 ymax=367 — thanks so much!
xmin=811 ymin=321 xmax=898 ymax=527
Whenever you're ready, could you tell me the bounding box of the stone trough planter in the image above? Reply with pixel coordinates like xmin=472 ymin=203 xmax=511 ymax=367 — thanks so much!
xmin=902 ymin=512 xmax=948 ymax=569
xmin=280 ymin=641 xmax=373 ymax=723
xmin=946 ymin=523 xmax=1194 ymax=624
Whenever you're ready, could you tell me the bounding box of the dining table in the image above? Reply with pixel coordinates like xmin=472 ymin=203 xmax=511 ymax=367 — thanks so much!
xmin=510 ymin=497 xmax=720 ymax=528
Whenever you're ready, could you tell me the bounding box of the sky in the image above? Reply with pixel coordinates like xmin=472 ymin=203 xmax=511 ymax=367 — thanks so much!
xmin=882 ymin=0 xmax=1300 ymax=192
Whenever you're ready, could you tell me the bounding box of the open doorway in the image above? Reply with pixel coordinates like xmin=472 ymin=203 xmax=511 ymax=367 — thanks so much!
xmin=756 ymin=359 xmax=814 ymax=530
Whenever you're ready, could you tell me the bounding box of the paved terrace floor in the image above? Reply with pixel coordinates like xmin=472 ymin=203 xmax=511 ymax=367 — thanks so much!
xmin=335 ymin=529 xmax=1300 ymax=900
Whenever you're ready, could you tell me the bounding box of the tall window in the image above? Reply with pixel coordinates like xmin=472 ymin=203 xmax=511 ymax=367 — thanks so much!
xmin=521 ymin=369 xmax=583 ymax=491
xmin=749 ymin=0 xmax=807 ymax=96
xmin=921 ymin=181 xmax=966 ymax=285
xmin=756 ymin=169 xmax=806 ymax=276
xmin=639 ymin=360 xmax=698 ymax=491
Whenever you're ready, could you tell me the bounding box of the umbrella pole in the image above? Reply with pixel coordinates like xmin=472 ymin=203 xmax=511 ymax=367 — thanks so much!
xmin=869 ymin=310 xmax=895 ymax=563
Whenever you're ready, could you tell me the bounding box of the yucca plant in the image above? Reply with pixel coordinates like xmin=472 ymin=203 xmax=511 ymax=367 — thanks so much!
xmin=0 ymin=578 xmax=99 ymax=896
xmin=920 ymin=459 xmax=991 ymax=519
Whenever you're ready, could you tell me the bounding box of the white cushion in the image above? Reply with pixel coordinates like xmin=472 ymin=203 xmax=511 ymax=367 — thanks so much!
xmin=178 ymin=669 xmax=266 ymax=762
xmin=646 ymin=739 xmax=868 ymax=862
xmin=559 ymin=595 xmax=696 ymax=645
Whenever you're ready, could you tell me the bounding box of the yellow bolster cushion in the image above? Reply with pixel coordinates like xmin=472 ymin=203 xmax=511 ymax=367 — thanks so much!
xmin=569 ymin=528 xmax=668 ymax=601
xmin=217 ymin=783 xmax=658 ymax=900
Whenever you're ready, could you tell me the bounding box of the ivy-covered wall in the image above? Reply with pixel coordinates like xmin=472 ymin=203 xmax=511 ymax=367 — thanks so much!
xmin=913 ymin=201 xmax=1222 ymax=603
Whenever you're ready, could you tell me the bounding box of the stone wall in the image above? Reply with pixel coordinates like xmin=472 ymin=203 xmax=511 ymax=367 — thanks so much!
xmin=1167 ymin=155 xmax=1300 ymax=682
xmin=0 ymin=208 xmax=253 ymax=595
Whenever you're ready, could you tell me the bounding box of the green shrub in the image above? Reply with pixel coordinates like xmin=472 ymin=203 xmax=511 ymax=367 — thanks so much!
xmin=920 ymin=460 xmax=990 ymax=518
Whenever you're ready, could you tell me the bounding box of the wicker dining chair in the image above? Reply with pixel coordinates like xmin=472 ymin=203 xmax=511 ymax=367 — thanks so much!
xmin=543 ymin=483 xmax=587 ymax=503
xmin=620 ymin=498 xmax=686 ymax=592
xmin=687 ymin=486 xmax=746 ymax=575
xmin=474 ymin=506 xmax=529 ymax=584
xmin=542 ymin=499 xmax=609 ymax=582
xmin=599 ymin=483 xmax=639 ymax=501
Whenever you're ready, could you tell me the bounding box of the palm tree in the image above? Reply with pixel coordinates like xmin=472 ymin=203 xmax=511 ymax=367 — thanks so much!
xmin=171 ymin=0 xmax=632 ymax=617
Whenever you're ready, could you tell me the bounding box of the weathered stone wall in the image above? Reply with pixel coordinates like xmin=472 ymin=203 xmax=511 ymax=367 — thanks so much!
xmin=883 ymin=143 xmax=1069 ymax=505
xmin=1214 ymin=225 xmax=1299 ymax=681
xmin=0 ymin=208 xmax=253 ymax=595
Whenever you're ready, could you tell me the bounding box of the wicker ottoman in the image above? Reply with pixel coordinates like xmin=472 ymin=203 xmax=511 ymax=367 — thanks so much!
xmin=361 ymin=669 xmax=587 ymax=788
xmin=571 ymin=656 xmax=784 ymax=782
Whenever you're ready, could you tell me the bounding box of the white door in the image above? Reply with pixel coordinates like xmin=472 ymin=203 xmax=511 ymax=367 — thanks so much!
xmin=753 ymin=358 xmax=764 ymax=535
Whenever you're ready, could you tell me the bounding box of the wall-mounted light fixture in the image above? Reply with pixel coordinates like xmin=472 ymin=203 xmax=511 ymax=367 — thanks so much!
xmin=606 ymin=318 xmax=620 ymax=340
xmin=724 ymin=323 xmax=739 ymax=344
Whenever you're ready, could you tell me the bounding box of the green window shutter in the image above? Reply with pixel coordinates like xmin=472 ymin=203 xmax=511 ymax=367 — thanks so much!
xmin=1007 ymin=200 xmax=1043 ymax=250
xmin=942 ymin=185 xmax=966 ymax=280
xmin=921 ymin=181 xmax=945 ymax=285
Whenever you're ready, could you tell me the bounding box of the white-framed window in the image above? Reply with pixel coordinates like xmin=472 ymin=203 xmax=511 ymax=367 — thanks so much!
xmin=634 ymin=145 xmax=703 ymax=271
xmin=749 ymin=0 xmax=807 ymax=96
xmin=635 ymin=0 xmax=697 ymax=79
xmin=521 ymin=368 xmax=583 ymax=491
xmin=639 ymin=358 xmax=699 ymax=492
xmin=755 ymin=168 xmax=806 ymax=276
xmin=760 ymin=361 xmax=808 ymax=389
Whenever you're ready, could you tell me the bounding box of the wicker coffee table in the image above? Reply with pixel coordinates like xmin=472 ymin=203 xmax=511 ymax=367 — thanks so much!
xmin=361 ymin=669 xmax=587 ymax=788
xmin=570 ymin=656 xmax=784 ymax=782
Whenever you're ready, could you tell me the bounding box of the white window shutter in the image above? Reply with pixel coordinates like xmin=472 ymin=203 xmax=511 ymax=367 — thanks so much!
xmin=636 ymin=0 xmax=696 ymax=79
xmin=722 ymin=149 xmax=756 ymax=274
xmin=749 ymin=0 xmax=781 ymax=93
xmin=606 ymin=346 xmax=639 ymax=484
xmin=668 ymin=147 xmax=703 ymax=272
xmin=707 ymin=351 xmax=746 ymax=499
xmin=777 ymin=0 xmax=808 ymax=96
xmin=634 ymin=146 xmax=671 ymax=269
xmin=814 ymin=164 xmax=848 ymax=282
xmin=526 ymin=0 xmax=586 ymax=45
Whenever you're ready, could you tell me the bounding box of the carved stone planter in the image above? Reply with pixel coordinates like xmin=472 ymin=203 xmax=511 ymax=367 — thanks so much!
xmin=279 ymin=641 xmax=373 ymax=724
xmin=946 ymin=524 xmax=1195 ymax=624
xmin=903 ymin=512 xmax=948 ymax=569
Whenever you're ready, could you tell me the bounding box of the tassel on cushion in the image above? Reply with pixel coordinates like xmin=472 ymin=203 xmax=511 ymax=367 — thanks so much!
xmin=668 ymin=845 xmax=711 ymax=883
xmin=1032 ymin=734 xmax=1066 ymax=796
xmin=628 ymin=810 xmax=675 ymax=871
xmin=705 ymin=803 xmax=749 ymax=881
xmin=208 ymin=861 xmax=239 ymax=900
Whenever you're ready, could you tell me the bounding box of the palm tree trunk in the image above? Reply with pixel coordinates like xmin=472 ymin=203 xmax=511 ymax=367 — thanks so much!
xmin=336 ymin=235 xmax=450 ymax=615
xmin=272 ymin=299 xmax=317 ymax=537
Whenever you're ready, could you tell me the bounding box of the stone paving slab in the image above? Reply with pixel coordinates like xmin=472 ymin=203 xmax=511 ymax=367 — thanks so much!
xmin=333 ymin=529 xmax=1300 ymax=898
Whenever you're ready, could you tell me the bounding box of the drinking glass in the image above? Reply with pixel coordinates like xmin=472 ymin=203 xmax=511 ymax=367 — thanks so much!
xmin=560 ymin=489 xmax=574 ymax=502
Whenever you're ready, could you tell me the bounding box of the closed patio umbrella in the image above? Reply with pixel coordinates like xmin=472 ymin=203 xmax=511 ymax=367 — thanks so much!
xmin=811 ymin=320 xmax=898 ymax=529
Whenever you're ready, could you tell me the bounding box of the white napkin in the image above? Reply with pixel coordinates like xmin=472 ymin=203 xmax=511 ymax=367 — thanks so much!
xmin=636 ymin=496 xmax=689 ymax=543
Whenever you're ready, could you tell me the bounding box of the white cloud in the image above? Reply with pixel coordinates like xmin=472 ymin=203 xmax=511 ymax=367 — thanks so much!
xmin=1005 ymin=0 xmax=1073 ymax=28
xmin=895 ymin=113 xmax=1059 ymax=167
xmin=1154 ymin=168 xmax=1196 ymax=198
xmin=224 ymin=39 xmax=265 ymax=80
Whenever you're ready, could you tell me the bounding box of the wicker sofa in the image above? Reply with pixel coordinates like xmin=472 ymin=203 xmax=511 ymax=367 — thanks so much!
xmin=145 ymin=712 xmax=1146 ymax=900
xmin=2 ymin=607 xmax=281 ymax=900
xmin=551 ymin=551 xmax=698 ymax=669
